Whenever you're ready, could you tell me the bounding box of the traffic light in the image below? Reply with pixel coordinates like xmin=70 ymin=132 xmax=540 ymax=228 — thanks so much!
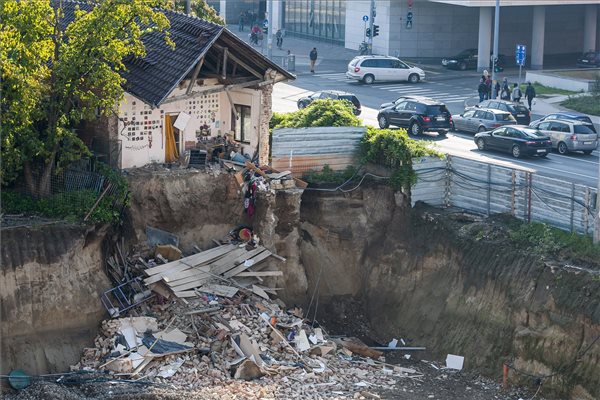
xmin=366 ymin=28 xmax=371 ymax=38
xmin=373 ymin=25 xmax=379 ymax=37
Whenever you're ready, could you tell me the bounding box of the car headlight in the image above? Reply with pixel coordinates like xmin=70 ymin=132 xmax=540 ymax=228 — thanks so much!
xmin=448 ymin=60 xmax=457 ymax=63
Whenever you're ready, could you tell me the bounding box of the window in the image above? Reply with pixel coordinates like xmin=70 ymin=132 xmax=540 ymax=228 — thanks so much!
xmin=574 ymin=125 xmax=595 ymax=134
xmin=498 ymin=103 xmax=509 ymax=111
xmin=494 ymin=127 xmax=507 ymax=137
xmin=232 ymin=104 xmax=251 ymax=143
xmin=463 ymin=110 xmax=476 ymax=118
xmin=485 ymin=112 xmax=495 ymax=121
xmin=375 ymin=59 xmax=394 ymax=68
xmin=538 ymin=122 xmax=551 ymax=130
xmin=474 ymin=110 xmax=487 ymax=119
xmin=361 ymin=59 xmax=375 ymax=67
xmin=487 ymin=101 xmax=499 ymax=109
xmin=395 ymin=101 xmax=408 ymax=111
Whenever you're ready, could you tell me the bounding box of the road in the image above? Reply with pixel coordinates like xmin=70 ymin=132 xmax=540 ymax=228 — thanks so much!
xmin=272 ymin=69 xmax=599 ymax=188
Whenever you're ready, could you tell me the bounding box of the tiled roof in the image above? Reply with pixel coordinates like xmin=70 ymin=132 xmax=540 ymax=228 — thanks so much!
xmin=57 ymin=1 xmax=294 ymax=108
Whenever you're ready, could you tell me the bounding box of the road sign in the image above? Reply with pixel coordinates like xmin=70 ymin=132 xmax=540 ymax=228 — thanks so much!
xmin=363 ymin=15 xmax=369 ymax=22
xmin=515 ymin=44 xmax=526 ymax=66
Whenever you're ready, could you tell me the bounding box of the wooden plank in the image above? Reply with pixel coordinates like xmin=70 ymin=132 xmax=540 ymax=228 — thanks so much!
xmin=210 ymin=247 xmax=266 ymax=276
xmin=235 ymin=271 xmax=283 ymax=277
xmin=174 ymin=284 xmax=238 ymax=299
xmin=252 ymin=284 xmax=270 ymax=300
xmin=222 ymin=250 xmax=272 ymax=278
xmin=144 ymin=244 xmax=235 ymax=276
xmin=163 ymin=265 xmax=211 ymax=283
xmin=165 ymin=268 xmax=213 ymax=288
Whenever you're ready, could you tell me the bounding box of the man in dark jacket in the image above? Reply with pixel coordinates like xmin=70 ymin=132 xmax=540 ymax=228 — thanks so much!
xmin=478 ymin=78 xmax=488 ymax=103
xmin=525 ymin=82 xmax=536 ymax=111
xmin=309 ymin=48 xmax=318 ymax=73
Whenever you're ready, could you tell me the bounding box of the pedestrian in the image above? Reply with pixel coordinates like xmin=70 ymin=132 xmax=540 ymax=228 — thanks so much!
xmin=525 ymin=82 xmax=536 ymax=111
xmin=511 ymin=83 xmax=522 ymax=103
xmin=275 ymin=29 xmax=283 ymax=49
xmin=309 ymin=47 xmax=318 ymax=73
xmin=500 ymin=77 xmax=511 ymax=100
xmin=494 ymin=80 xmax=500 ymax=99
xmin=238 ymin=12 xmax=245 ymax=32
xmin=478 ymin=78 xmax=488 ymax=103
xmin=485 ymin=74 xmax=492 ymax=100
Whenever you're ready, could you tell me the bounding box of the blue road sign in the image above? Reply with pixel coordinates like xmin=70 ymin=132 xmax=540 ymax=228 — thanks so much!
xmin=515 ymin=44 xmax=526 ymax=66
xmin=363 ymin=15 xmax=369 ymax=22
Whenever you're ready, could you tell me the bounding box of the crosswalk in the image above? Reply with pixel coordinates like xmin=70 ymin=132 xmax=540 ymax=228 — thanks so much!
xmin=311 ymin=72 xmax=475 ymax=104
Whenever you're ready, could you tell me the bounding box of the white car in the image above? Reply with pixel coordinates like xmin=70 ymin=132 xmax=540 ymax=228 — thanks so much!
xmin=346 ymin=55 xmax=425 ymax=84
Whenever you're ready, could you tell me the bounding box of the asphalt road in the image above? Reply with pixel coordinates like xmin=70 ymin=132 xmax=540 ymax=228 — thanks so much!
xmin=272 ymin=69 xmax=600 ymax=188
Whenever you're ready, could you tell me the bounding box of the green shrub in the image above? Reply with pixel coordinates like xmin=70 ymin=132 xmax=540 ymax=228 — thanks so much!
xmin=360 ymin=127 xmax=441 ymax=190
xmin=560 ymin=96 xmax=600 ymax=116
xmin=303 ymin=165 xmax=357 ymax=185
xmin=270 ymin=99 xmax=360 ymax=129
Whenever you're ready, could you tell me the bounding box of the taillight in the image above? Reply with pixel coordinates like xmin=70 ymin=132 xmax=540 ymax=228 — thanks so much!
xmin=492 ymin=123 xmax=501 ymax=128
xmin=570 ymin=134 xmax=577 ymax=141
xmin=354 ymin=67 xmax=360 ymax=73
xmin=422 ymin=116 xmax=431 ymax=122
xmin=524 ymin=141 xmax=536 ymax=145
xmin=449 ymin=116 xmax=453 ymax=122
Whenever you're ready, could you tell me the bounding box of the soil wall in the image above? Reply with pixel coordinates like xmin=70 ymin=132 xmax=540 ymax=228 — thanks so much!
xmin=299 ymin=185 xmax=600 ymax=400
xmin=0 ymin=224 xmax=111 ymax=375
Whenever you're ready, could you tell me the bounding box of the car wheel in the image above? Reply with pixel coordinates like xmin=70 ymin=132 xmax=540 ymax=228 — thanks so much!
xmin=298 ymin=101 xmax=307 ymax=109
xmin=478 ymin=126 xmax=486 ymax=133
xmin=409 ymin=121 xmax=422 ymax=136
xmin=458 ymin=62 xmax=467 ymax=71
xmin=511 ymin=145 xmax=521 ymax=158
xmin=583 ymin=150 xmax=593 ymax=155
xmin=408 ymin=74 xmax=420 ymax=84
xmin=363 ymin=74 xmax=375 ymax=84
xmin=378 ymin=115 xmax=389 ymax=129
xmin=438 ymin=130 xmax=447 ymax=136
xmin=476 ymin=138 xmax=486 ymax=151
xmin=557 ymin=142 xmax=569 ymax=155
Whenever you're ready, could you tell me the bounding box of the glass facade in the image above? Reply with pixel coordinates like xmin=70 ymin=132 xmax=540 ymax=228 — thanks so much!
xmin=284 ymin=0 xmax=346 ymax=43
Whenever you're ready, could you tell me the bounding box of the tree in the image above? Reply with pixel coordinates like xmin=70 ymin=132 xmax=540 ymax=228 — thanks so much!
xmin=1 ymin=0 xmax=172 ymax=196
xmin=173 ymin=0 xmax=224 ymax=25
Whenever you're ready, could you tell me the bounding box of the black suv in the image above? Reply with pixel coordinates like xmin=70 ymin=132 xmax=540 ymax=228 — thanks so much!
xmin=297 ymin=90 xmax=361 ymax=115
xmin=577 ymin=51 xmax=600 ymax=68
xmin=474 ymin=99 xmax=531 ymax=125
xmin=442 ymin=48 xmax=505 ymax=71
xmin=377 ymin=96 xmax=452 ymax=136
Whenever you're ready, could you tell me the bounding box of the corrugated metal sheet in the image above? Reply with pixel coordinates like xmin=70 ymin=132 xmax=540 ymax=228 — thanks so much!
xmin=271 ymin=127 xmax=366 ymax=175
xmin=412 ymin=156 xmax=597 ymax=236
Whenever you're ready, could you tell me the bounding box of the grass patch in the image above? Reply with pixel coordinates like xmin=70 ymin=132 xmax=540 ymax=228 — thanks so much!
xmin=509 ymin=221 xmax=600 ymax=263
xmin=303 ymin=165 xmax=358 ymax=185
xmin=560 ymin=96 xmax=600 ymax=116
xmin=519 ymin=82 xmax=578 ymax=96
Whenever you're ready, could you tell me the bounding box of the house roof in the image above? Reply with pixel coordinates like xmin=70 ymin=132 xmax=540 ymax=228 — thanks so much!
xmin=59 ymin=1 xmax=294 ymax=107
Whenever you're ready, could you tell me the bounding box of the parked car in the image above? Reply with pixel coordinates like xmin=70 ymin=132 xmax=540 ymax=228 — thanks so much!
xmin=452 ymin=108 xmax=516 ymax=134
xmin=346 ymin=55 xmax=425 ymax=84
xmin=576 ymin=51 xmax=600 ymax=68
xmin=297 ymin=90 xmax=361 ymax=115
xmin=530 ymin=112 xmax=597 ymax=134
xmin=529 ymin=119 xmax=598 ymax=155
xmin=379 ymin=95 xmax=422 ymax=109
xmin=473 ymin=99 xmax=531 ymax=125
xmin=441 ymin=49 xmax=505 ymax=71
xmin=474 ymin=126 xmax=552 ymax=158
xmin=377 ymin=97 xmax=452 ymax=136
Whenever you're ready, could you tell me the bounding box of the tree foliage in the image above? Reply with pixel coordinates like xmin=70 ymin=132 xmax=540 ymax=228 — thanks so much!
xmin=270 ymin=99 xmax=361 ymax=129
xmin=1 ymin=0 xmax=171 ymax=193
xmin=173 ymin=0 xmax=224 ymax=25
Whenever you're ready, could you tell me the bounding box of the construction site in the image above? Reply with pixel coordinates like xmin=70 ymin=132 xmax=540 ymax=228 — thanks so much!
xmin=2 ymin=162 xmax=600 ymax=400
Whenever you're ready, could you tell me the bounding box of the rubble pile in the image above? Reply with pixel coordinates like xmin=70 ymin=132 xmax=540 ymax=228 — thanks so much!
xmin=74 ymin=281 xmax=423 ymax=399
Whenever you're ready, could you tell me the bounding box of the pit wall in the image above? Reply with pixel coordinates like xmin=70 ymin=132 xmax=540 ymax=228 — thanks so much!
xmin=298 ymin=185 xmax=600 ymax=400
xmin=0 ymin=224 xmax=111 ymax=375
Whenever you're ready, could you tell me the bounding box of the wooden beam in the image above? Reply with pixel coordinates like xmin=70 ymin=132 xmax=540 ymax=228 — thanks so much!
xmin=222 ymin=47 xmax=228 ymax=80
xmin=212 ymin=43 xmax=262 ymax=79
xmin=186 ymin=57 xmax=205 ymax=95
xmin=162 ymin=79 xmax=262 ymax=105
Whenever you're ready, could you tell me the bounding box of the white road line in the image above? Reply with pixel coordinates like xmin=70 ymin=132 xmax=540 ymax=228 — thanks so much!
xmin=386 ymin=88 xmax=433 ymax=93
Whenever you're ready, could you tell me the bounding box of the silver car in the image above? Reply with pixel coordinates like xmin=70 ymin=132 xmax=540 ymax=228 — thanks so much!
xmin=452 ymin=108 xmax=516 ymax=134
xmin=529 ymin=119 xmax=598 ymax=155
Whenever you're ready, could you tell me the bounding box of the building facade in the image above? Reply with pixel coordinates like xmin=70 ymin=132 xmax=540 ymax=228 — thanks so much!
xmin=216 ymin=0 xmax=600 ymax=70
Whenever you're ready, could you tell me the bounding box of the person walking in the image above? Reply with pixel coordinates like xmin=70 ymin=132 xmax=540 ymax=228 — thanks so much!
xmin=525 ymin=82 xmax=536 ymax=111
xmin=511 ymin=83 xmax=522 ymax=103
xmin=478 ymin=78 xmax=488 ymax=103
xmin=275 ymin=29 xmax=283 ymax=50
xmin=485 ymin=74 xmax=492 ymax=100
xmin=494 ymin=79 xmax=500 ymax=99
xmin=500 ymin=77 xmax=511 ymax=101
xmin=238 ymin=12 xmax=245 ymax=32
xmin=309 ymin=47 xmax=318 ymax=73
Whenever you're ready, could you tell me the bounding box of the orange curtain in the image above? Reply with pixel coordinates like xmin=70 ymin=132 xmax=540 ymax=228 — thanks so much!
xmin=164 ymin=115 xmax=179 ymax=163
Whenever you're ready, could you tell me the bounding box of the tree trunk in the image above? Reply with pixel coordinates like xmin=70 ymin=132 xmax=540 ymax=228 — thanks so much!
xmin=23 ymin=162 xmax=37 ymax=199
xmin=38 ymin=147 xmax=58 ymax=198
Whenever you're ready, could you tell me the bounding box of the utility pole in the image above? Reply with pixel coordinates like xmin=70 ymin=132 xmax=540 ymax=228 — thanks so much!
xmin=368 ymin=0 xmax=375 ymax=55
xmin=491 ymin=0 xmax=500 ymax=98
xmin=185 ymin=0 xmax=190 ymax=14
xmin=267 ymin=0 xmax=273 ymax=60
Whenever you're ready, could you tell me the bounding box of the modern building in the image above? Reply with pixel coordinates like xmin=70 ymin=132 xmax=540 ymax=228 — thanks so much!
xmin=210 ymin=0 xmax=600 ymax=70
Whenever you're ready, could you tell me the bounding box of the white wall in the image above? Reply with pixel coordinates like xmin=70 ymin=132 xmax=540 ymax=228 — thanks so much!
xmin=118 ymin=79 xmax=262 ymax=169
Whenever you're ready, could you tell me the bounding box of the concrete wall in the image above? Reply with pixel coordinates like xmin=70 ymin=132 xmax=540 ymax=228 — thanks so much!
xmin=526 ymin=70 xmax=595 ymax=92
xmin=118 ymin=80 xmax=261 ymax=169
xmin=0 ymin=224 xmax=111 ymax=375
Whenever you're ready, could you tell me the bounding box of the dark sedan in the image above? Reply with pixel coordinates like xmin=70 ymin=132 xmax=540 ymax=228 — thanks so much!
xmin=297 ymin=90 xmax=361 ymax=115
xmin=576 ymin=51 xmax=600 ymax=68
xmin=441 ymin=49 xmax=505 ymax=71
xmin=474 ymin=126 xmax=552 ymax=158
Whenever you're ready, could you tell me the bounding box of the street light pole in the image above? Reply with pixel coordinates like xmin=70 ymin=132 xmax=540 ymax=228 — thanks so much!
xmin=491 ymin=0 xmax=500 ymax=98
xmin=368 ymin=0 xmax=375 ymax=55
xmin=267 ymin=0 xmax=273 ymax=60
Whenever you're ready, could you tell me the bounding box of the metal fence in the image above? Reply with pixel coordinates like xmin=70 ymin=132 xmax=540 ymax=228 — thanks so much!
xmin=271 ymin=126 xmax=366 ymax=175
xmin=412 ymin=156 xmax=598 ymax=235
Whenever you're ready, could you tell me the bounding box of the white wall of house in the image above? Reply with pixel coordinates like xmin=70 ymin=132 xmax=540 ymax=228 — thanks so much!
xmin=118 ymin=79 xmax=262 ymax=169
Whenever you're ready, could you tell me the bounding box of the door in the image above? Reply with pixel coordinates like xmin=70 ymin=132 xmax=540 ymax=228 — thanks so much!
xmin=391 ymin=59 xmax=410 ymax=82
xmin=164 ymin=114 xmax=180 ymax=163
xmin=487 ymin=127 xmax=507 ymax=150
xmin=455 ymin=109 xmax=474 ymax=131
xmin=377 ymin=59 xmax=394 ymax=81
xmin=472 ymin=110 xmax=488 ymax=133
xmin=536 ymin=121 xmax=554 ymax=148
xmin=389 ymin=101 xmax=407 ymax=125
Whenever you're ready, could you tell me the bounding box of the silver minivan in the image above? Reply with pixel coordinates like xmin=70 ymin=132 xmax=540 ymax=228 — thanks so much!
xmin=529 ymin=119 xmax=598 ymax=155
xmin=346 ymin=55 xmax=425 ymax=84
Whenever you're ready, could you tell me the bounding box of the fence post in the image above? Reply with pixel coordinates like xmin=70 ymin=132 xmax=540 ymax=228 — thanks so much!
xmin=570 ymin=183 xmax=575 ymax=232
xmin=487 ymin=164 xmax=491 ymax=216
xmin=584 ymin=188 xmax=590 ymax=235
xmin=511 ymin=170 xmax=516 ymax=217
xmin=444 ymin=156 xmax=452 ymax=208
xmin=527 ymin=172 xmax=532 ymax=223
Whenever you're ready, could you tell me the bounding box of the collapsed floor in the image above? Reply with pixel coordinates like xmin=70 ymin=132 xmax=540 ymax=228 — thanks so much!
xmin=2 ymin=165 xmax=600 ymax=399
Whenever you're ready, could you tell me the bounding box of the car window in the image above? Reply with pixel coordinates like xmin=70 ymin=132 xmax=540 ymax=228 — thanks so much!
xmin=494 ymin=127 xmax=507 ymax=137
xmin=574 ymin=125 xmax=595 ymax=134
xmin=498 ymin=103 xmax=510 ymax=112
xmin=341 ymin=95 xmax=361 ymax=108
xmin=376 ymin=59 xmax=394 ymax=68
xmin=310 ymin=92 xmax=321 ymax=99
xmin=395 ymin=101 xmax=408 ymax=110
xmin=538 ymin=122 xmax=551 ymax=130
xmin=473 ymin=110 xmax=486 ymax=119
xmin=398 ymin=61 xmax=409 ymax=69
xmin=487 ymin=101 xmax=499 ymax=109
xmin=498 ymin=113 xmax=513 ymax=121
xmin=463 ymin=110 xmax=476 ymax=118
xmin=479 ymin=101 xmax=490 ymax=108
xmin=426 ymin=105 xmax=448 ymax=115
xmin=546 ymin=115 xmax=557 ymax=120
xmin=576 ymin=116 xmax=594 ymax=124
xmin=505 ymin=128 xmax=519 ymax=138
xmin=361 ymin=59 xmax=375 ymax=67
xmin=551 ymin=122 xmax=570 ymax=132
xmin=485 ymin=112 xmax=495 ymax=120
xmin=350 ymin=59 xmax=359 ymax=66
xmin=514 ymin=105 xmax=529 ymax=113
